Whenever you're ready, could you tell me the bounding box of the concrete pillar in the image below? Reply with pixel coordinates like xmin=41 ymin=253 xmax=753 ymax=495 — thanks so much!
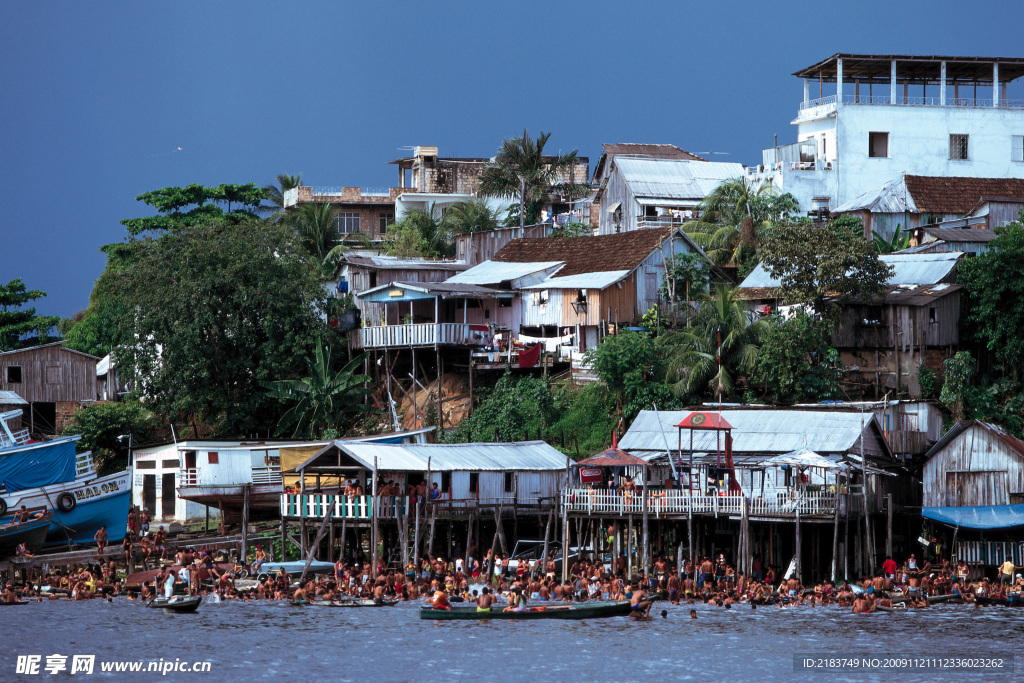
xmin=803 ymin=78 xmax=810 ymax=103
xmin=994 ymin=62 xmax=1000 ymax=107
xmin=940 ymin=61 xmax=947 ymax=106
xmin=836 ymin=58 xmax=843 ymax=102
xmin=890 ymin=60 xmax=897 ymax=104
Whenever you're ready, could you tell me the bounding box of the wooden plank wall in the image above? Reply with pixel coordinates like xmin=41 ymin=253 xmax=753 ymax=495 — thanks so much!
xmin=922 ymin=424 xmax=1024 ymax=507
xmin=0 ymin=346 xmax=97 ymax=403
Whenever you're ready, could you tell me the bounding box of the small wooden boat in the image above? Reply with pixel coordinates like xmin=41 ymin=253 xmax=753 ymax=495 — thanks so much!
xmin=147 ymin=595 xmax=202 ymax=613
xmin=0 ymin=511 xmax=53 ymax=558
xmin=0 ymin=600 xmax=29 ymax=606
xmin=975 ymin=596 xmax=1018 ymax=607
xmin=304 ymin=598 xmax=400 ymax=608
xmin=420 ymin=600 xmax=631 ymax=620
xmin=927 ymin=593 xmax=960 ymax=604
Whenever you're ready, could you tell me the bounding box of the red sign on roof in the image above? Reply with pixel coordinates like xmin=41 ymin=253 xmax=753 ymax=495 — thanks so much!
xmin=676 ymin=412 xmax=733 ymax=430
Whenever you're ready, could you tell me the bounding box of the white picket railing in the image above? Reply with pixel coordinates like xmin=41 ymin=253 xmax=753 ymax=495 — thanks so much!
xmin=560 ymin=488 xmax=841 ymax=517
xmin=356 ymin=323 xmax=484 ymax=349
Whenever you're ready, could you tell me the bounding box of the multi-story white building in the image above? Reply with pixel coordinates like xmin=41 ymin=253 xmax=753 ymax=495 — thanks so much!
xmin=753 ymin=54 xmax=1024 ymax=230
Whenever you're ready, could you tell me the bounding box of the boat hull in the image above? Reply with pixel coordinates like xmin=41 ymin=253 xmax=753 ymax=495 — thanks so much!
xmin=147 ymin=596 xmax=202 ymax=613
xmin=0 ymin=471 xmax=131 ymax=546
xmin=420 ymin=600 xmax=632 ymax=620
xmin=0 ymin=513 xmax=52 ymax=557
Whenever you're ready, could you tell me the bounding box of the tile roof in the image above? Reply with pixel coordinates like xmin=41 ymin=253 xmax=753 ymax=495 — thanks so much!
xmin=492 ymin=228 xmax=679 ymax=276
xmin=905 ymin=175 xmax=1024 ymax=214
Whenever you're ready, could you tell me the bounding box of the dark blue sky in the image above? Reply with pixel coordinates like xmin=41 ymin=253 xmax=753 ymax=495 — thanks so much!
xmin=3 ymin=1 xmax=1023 ymax=316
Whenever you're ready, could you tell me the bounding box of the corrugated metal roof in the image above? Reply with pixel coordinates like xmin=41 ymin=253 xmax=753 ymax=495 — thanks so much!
xmin=739 ymin=252 xmax=961 ymax=290
xmin=0 ymin=391 xmax=27 ymax=405
xmin=358 ymin=281 xmax=511 ymax=302
xmin=346 ymin=255 xmax=468 ymax=271
xmin=446 ymin=260 xmax=563 ymax=285
xmin=337 ymin=441 xmax=571 ymax=472
xmin=524 ymin=270 xmax=630 ymax=290
xmin=834 ymin=175 xmax=916 ymax=213
xmin=620 ymin=409 xmax=880 ymax=455
xmin=615 ymin=158 xmax=746 ymax=200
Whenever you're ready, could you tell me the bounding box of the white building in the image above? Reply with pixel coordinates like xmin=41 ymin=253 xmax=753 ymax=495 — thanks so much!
xmin=752 ymin=54 xmax=1024 ymax=222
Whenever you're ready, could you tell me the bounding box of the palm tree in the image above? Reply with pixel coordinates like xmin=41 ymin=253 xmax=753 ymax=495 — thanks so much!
xmin=440 ymin=198 xmax=501 ymax=235
xmin=262 ymin=173 xmax=303 ymax=223
xmin=294 ymin=203 xmax=370 ymax=277
xmin=478 ymin=129 xmax=589 ymax=230
xmin=387 ymin=204 xmax=455 ymax=258
xmin=261 ymin=340 xmax=371 ymax=439
xmin=658 ymin=284 xmax=769 ymax=399
xmin=684 ymin=178 xmax=799 ymax=266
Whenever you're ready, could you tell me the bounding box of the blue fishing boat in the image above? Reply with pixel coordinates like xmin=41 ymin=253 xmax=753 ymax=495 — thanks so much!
xmin=0 ymin=410 xmax=130 ymax=547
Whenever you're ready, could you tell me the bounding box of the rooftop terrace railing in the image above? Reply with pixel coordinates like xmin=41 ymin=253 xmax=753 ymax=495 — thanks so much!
xmin=799 ymin=94 xmax=1024 ymax=111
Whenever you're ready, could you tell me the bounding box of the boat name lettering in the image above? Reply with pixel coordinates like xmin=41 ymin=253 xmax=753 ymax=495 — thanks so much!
xmin=72 ymin=481 xmax=120 ymax=500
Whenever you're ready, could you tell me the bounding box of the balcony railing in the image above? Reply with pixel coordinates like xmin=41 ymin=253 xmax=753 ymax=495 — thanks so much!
xmin=280 ymin=493 xmax=538 ymax=520
xmin=956 ymin=540 xmax=1024 ymax=566
xmin=799 ymin=93 xmax=1024 ymax=111
xmin=560 ymin=488 xmax=848 ymax=518
xmin=75 ymin=452 xmax=96 ymax=478
xmin=179 ymin=466 xmax=282 ymax=488
xmin=355 ymin=322 xmax=486 ymax=349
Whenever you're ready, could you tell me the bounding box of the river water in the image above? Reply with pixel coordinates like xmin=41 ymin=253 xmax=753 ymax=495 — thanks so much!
xmin=5 ymin=599 xmax=1022 ymax=681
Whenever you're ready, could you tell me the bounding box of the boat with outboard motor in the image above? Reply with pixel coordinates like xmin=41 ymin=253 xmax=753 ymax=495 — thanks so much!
xmin=0 ymin=410 xmax=130 ymax=547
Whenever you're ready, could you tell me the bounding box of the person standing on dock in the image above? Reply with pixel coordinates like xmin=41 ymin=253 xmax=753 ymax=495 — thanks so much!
xmin=94 ymin=526 xmax=108 ymax=560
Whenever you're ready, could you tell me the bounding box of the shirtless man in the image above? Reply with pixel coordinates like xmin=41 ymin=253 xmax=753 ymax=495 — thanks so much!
xmin=2 ymin=583 xmax=19 ymax=604
xmin=93 ymin=526 xmax=109 ymax=559
xmin=667 ymin=573 xmax=681 ymax=604
xmin=630 ymin=585 xmax=653 ymax=618
xmin=785 ymin=577 xmax=801 ymax=601
xmin=852 ymin=592 xmax=875 ymax=613
xmin=293 ymin=581 xmax=309 ymax=602
xmin=476 ymin=586 xmax=496 ymax=612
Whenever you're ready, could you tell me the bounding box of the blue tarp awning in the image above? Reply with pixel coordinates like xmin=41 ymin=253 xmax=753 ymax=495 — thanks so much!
xmin=0 ymin=438 xmax=78 ymax=492
xmin=923 ymin=504 xmax=1024 ymax=530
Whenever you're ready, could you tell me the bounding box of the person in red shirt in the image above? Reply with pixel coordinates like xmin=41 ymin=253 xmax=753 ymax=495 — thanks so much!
xmin=882 ymin=555 xmax=898 ymax=580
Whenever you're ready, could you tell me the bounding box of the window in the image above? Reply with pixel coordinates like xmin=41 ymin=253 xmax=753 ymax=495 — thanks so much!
xmin=378 ymin=212 xmax=395 ymax=235
xmin=136 ymin=461 xmax=157 ymax=470
xmin=1013 ymin=135 xmax=1024 ymax=163
xmin=469 ymin=472 xmax=479 ymax=495
xmin=335 ymin=212 xmax=361 ymax=234
xmin=949 ymin=134 xmax=969 ymax=160
xmin=207 ymin=452 xmax=219 ymax=465
xmin=441 ymin=471 xmax=451 ymax=494
xmin=868 ymin=132 xmax=889 ymax=158
xmin=5 ymin=366 xmax=22 ymax=384
xmin=369 ymin=272 xmax=378 ymax=288
xmin=504 ymin=472 xmax=514 ymax=493
xmin=929 ymin=306 xmax=939 ymax=323
xmin=44 ymin=364 xmax=62 ymax=385
xmin=161 ymin=459 xmax=179 ymax=469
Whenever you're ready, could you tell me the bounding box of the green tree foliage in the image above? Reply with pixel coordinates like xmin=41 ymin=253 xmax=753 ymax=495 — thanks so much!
xmin=106 ymin=219 xmax=328 ymax=436
xmin=918 ymin=365 xmax=940 ymax=400
xmin=385 ymin=205 xmax=454 ymax=258
xmin=828 ymin=214 xmax=865 ymax=242
xmin=959 ymin=221 xmax=1024 ymax=384
xmin=439 ymin=199 xmax=501 ymax=235
xmin=585 ymin=330 xmax=680 ymax=421
xmin=261 ymin=341 xmax=371 ymax=439
xmin=759 ymin=222 xmax=893 ymax=318
xmin=750 ymin=313 xmax=844 ymax=404
xmin=262 ymin=173 xmax=303 ymax=223
xmin=659 ymin=284 xmax=768 ymax=401
xmin=0 ymin=279 xmax=61 ymax=351
xmin=872 ymin=224 xmax=910 ymax=253
xmin=558 ymin=222 xmax=592 ymax=238
xmin=62 ymin=401 xmax=162 ymax=475
xmin=683 ymin=177 xmax=800 ymax=267
xmin=446 ymin=372 xmax=553 ymax=443
xmin=940 ymin=351 xmax=976 ymax=422
xmin=548 ymin=383 xmax=621 ymax=456
xmin=479 ymin=130 xmax=588 ymax=230
xmin=120 ymin=183 xmax=265 ymax=236
xmin=659 ymin=252 xmax=711 ymax=328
